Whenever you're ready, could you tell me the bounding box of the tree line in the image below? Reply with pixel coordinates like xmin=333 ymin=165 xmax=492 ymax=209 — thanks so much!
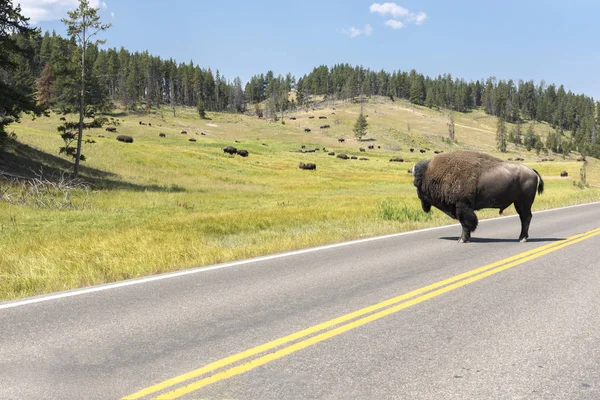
xmin=2 ymin=0 xmax=599 ymax=159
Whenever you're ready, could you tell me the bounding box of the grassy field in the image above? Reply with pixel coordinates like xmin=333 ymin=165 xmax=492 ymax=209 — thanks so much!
xmin=2 ymin=97 xmax=599 ymax=300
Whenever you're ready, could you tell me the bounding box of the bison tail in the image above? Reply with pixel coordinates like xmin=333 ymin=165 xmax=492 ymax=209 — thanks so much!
xmin=533 ymin=169 xmax=544 ymax=195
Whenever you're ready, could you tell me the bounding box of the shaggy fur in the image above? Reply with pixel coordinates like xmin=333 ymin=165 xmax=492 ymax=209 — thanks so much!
xmin=413 ymin=151 xmax=544 ymax=242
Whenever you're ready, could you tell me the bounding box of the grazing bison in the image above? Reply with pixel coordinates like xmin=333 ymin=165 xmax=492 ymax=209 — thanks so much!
xmin=189 ymin=138 xmax=196 ymax=142
xmin=299 ymin=162 xmax=316 ymax=170
xmin=410 ymin=148 xmax=415 ymax=152
xmin=412 ymin=151 xmax=544 ymax=243
xmin=223 ymin=146 xmax=237 ymax=155
xmin=304 ymin=128 xmax=311 ymax=132
xmin=389 ymin=157 xmax=404 ymax=162
xmin=105 ymin=127 xmax=117 ymax=132
xmin=238 ymin=149 xmax=249 ymax=157
xmin=359 ymin=157 xmax=369 ymax=161
xmin=338 ymin=138 xmax=345 ymax=143
xmin=159 ymin=133 xmax=166 ymax=137
xmin=434 ymin=150 xmax=443 ymax=154
xmin=309 ymin=116 xmax=315 ymax=119
xmin=290 ymin=117 xmax=297 ymax=120
xmin=560 ymin=171 xmax=568 ymax=177
xmin=351 ymin=156 xmax=358 ymax=160
xmin=336 ymin=154 xmax=349 ymax=160
xmin=328 ymin=152 xmax=335 ymax=156
xmin=359 ymin=148 xmax=365 ymax=152
xmin=319 ymin=116 xmax=327 ymax=119
xmin=420 ymin=149 xmax=426 ymax=153
xmin=116 ymin=135 xmax=133 ymax=143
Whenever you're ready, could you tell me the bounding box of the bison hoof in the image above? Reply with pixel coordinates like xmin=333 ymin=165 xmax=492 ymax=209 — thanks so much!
xmin=519 ymin=237 xmax=528 ymax=243
xmin=458 ymin=238 xmax=470 ymax=243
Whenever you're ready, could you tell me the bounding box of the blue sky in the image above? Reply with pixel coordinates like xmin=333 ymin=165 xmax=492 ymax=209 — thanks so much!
xmin=20 ymin=0 xmax=600 ymax=99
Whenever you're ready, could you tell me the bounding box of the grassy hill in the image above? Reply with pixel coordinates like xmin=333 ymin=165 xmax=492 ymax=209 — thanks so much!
xmin=2 ymin=97 xmax=599 ymax=300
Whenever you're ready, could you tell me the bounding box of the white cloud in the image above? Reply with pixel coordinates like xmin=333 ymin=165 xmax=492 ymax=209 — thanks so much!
xmin=18 ymin=0 xmax=109 ymax=23
xmin=370 ymin=3 xmax=409 ymax=18
xmin=385 ymin=19 xmax=405 ymax=29
xmin=342 ymin=24 xmax=373 ymax=38
xmin=370 ymin=2 xmax=428 ymax=28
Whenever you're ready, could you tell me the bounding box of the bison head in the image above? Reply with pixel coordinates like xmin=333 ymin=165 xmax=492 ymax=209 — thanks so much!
xmin=412 ymin=160 xmax=432 ymax=212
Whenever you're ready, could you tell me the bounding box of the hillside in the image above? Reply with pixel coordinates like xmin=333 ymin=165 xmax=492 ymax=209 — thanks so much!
xmin=1 ymin=97 xmax=599 ymax=300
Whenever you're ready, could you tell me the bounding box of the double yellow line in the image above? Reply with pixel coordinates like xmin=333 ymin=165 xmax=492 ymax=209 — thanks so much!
xmin=124 ymin=227 xmax=600 ymax=399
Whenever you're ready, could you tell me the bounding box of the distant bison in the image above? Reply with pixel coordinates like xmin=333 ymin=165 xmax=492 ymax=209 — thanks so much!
xmin=159 ymin=133 xmax=166 ymax=137
xmin=328 ymin=152 xmax=335 ymax=156
xmin=320 ymin=125 xmax=330 ymax=129
xmin=410 ymin=148 xmax=415 ymax=152
xmin=412 ymin=151 xmax=544 ymax=243
xmin=238 ymin=149 xmax=249 ymax=157
xmin=105 ymin=127 xmax=117 ymax=132
xmin=359 ymin=157 xmax=369 ymax=161
xmin=59 ymin=117 xmax=66 ymax=121
xmin=304 ymin=128 xmax=311 ymax=132
xmin=181 ymin=130 xmax=187 ymax=134
xmin=390 ymin=157 xmax=404 ymax=162
xmin=434 ymin=150 xmax=443 ymax=154
xmin=336 ymin=154 xmax=349 ymax=160
xmin=290 ymin=117 xmax=297 ymax=120
xmin=360 ymin=148 xmax=365 ymax=152
xmin=420 ymin=149 xmax=426 ymax=153
xmin=560 ymin=171 xmax=568 ymax=177
xmin=319 ymin=116 xmax=327 ymax=119
xmin=299 ymin=162 xmax=316 ymax=170
xmin=308 ymin=116 xmax=315 ymax=119
xmin=223 ymin=146 xmax=237 ymax=155
xmin=116 ymin=135 xmax=133 ymax=143
xmin=189 ymin=138 xmax=196 ymax=142
xmin=338 ymin=138 xmax=345 ymax=143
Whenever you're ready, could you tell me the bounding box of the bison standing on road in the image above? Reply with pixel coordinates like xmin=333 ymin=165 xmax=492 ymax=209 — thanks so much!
xmin=411 ymin=151 xmax=544 ymax=243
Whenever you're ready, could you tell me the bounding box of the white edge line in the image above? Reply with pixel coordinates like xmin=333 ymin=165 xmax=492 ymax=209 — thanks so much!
xmin=2 ymin=201 xmax=599 ymax=310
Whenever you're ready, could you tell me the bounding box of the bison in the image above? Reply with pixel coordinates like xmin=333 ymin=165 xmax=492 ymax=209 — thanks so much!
xmin=299 ymin=162 xmax=316 ymax=170
xmin=412 ymin=151 xmax=544 ymax=243
xmin=116 ymin=135 xmax=133 ymax=143
xmin=338 ymin=138 xmax=345 ymax=143
xmin=237 ymin=149 xmax=249 ymax=157
xmin=336 ymin=154 xmax=349 ymax=160
xmin=223 ymin=146 xmax=237 ymax=155
xmin=181 ymin=130 xmax=187 ymax=134
xmin=560 ymin=171 xmax=568 ymax=177
xmin=189 ymin=138 xmax=196 ymax=142
xmin=389 ymin=157 xmax=404 ymax=163
xmin=304 ymin=128 xmax=311 ymax=132
xmin=105 ymin=127 xmax=117 ymax=132
xmin=159 ymin=133 xmax=166 ymax=137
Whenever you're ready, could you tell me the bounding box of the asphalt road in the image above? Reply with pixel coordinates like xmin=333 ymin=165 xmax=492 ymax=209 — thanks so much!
xmin=2 ymin=202 xmax=600 ymax=399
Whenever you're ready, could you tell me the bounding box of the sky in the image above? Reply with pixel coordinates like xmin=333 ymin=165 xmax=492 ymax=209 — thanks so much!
xmin=18 ymin=0 xmax=600 ymax=99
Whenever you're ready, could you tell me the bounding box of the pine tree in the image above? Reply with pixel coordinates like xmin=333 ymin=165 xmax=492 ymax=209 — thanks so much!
xmin=62 ymin=0 xmax=111 ymax=177
xmin=0 ymin=0 xmax=38 ymax=149
xmin=496 ymin=115 xmax=507 ymax=152
xmin=35 ymin=63 xmax=54 ymax=109
xmin=353 ymin=113 xmax=368 ymax=141
xmin=197 ymin=100 xmax=206 ymax=119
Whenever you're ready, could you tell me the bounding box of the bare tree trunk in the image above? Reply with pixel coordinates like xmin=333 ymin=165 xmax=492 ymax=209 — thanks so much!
xmin=73 ymin=18 xmax=86 ymax=178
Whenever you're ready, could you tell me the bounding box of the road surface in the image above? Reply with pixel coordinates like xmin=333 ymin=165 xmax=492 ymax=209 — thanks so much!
xmin=2 ymin=202 xmax=600 ymax=399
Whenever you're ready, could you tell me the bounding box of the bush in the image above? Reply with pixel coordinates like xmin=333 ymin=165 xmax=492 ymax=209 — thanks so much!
xmin=377 ymin=200 xmax=432 ymax=222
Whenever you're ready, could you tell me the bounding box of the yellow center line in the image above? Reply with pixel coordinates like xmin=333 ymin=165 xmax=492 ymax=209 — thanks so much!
xmin=122 ymin=227 xmax=600 ymax=400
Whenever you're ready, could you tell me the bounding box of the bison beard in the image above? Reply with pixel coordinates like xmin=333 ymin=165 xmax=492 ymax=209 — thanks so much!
xmin=413 ymin=151 xmax=544 ymax=243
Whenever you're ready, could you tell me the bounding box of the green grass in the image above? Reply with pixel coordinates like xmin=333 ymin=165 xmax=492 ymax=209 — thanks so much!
xmin=1 ymin=97 xmax=600 ymax=300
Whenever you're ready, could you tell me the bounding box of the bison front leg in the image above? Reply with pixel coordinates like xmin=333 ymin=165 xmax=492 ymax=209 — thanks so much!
xmin=456 ymin=203 xmax=478 ymax=243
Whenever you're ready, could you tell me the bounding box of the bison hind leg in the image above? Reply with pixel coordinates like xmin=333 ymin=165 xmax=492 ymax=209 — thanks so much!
xmin=456 ymin=203 xmax=478 ymax=243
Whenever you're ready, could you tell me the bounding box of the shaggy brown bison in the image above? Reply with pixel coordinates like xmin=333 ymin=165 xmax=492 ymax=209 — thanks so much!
xmin=299 ymin=162 xmax=316 ymax=170
xmin=105 ymin=127 xmax=117 ymax=132
xmin=237 ymin=149 xmax=249 ymax=157
xmin=412 ymin=151 xmax=544 ymax=243
xmin=336 ymin=154 xmax=349 ymax=160
xmin=304 ymin=128 xmax=311 ymax=132
xmin=223 ymin=146 xmax=237 ymax=155
xmin=560 ymin=171 xmax=568 ymax=177
xmin=116 ymin=135 xmax=133 ymax=143
xmin=189 ymin=138 xmax=197 ymax=142
xmin=338 ymin=138 xmax=345 ymax=143
xmin=159 ymin=133 xmax=166 ymax=137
